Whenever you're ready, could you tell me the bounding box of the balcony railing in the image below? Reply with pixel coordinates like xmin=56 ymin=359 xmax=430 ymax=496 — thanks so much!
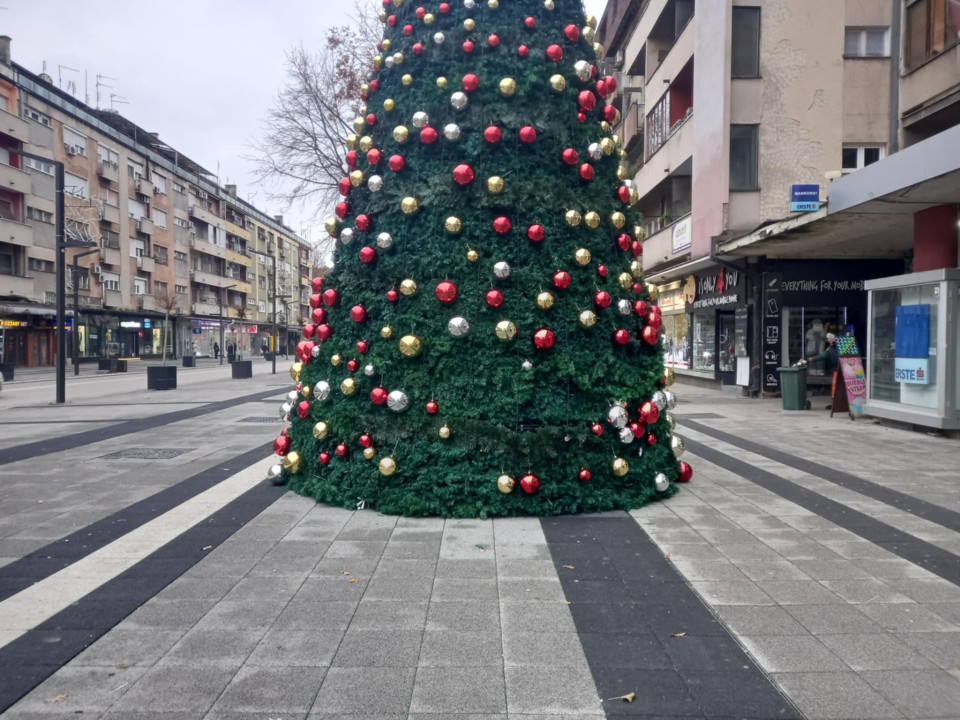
xmin=0 ymin=107 xmax=30 ymax=143
xmin=97 ymin=160 xmax=120 ymax=183
xmin=0 ymin=217 xmax=32 ymax=247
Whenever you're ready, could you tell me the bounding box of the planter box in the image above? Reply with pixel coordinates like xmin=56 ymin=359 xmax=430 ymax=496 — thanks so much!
xmin=0 ymin=362 xmax=13 ymax=381
xmin=182 ymin=355 xmax=196 ymax=368
xmin=231 ymin=360 xmax=253 ymax=379
xmin=147 ymin=365 xmax=177 ymax=391
xmin=263 ymin=352 xmax=274 ymax=361
xmin=98 ymin=357 xmax=118 ymax=373
xmin=116 ymin=360 xmax=128 ymax=373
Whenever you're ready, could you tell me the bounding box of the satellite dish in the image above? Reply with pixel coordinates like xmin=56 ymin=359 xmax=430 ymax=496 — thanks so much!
xmin=38 ymin=73 xmax=53 ymax=84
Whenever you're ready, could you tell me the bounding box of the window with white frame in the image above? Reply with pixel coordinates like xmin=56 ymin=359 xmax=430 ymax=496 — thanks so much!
xmin=128 ymin=199 xmax=146 ymax=220
xmin=28 ymin=257 xmax=55 ymax=273
xmin=174 ymin=216 xmax=189 ymax=228
xmin=844 ymin=27 xmax=890 ymax=57
xmin=24 ymin=157 xmax=54 ymax=175
xmin=127 ymin=160 xmax=143 ymax=179
xmin=173 ymin=181 xmax=186 ymax=194
xmin=842 ymin=144 xmax=884 ymax=173
xmin=151 ymin=173 xmax=167 ymax=194
xmin=97 ymin=145 xmax=120 ymax=166
xmin=26 ymin=206 xmax=54 ymax=224
xmin=65 ymin=172 xmax=89 ymax=199
xmin=258 ymin=301 xmax=266 ymax=313
xmin=101 ymin=272 xmax=120 ymax=291
xmin=174 ymin=250 xmax=187 ymax=261
xmin=133 ymin=277 xmax=148 ymax=295
xmin=175 ymin=284 xmax=188 ymax=295
xmin=75 ymin=269 xmax=90 ymax=290
xmin=130 ymin=238 xmax=146 ymax=258
xmin=23 ymin=106 xmax=50 ymax=126
xmin=152 ymin=209 xmax=167 ymax=228
xmin=103 ymin=188 xmax=120 ymax=207
xmin=63 ymin=127 xmax=88 ymax=156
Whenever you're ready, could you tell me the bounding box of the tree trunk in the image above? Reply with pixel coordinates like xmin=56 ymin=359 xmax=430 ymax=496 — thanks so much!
xmin=161 ymin=310 xmax=169 ymax=367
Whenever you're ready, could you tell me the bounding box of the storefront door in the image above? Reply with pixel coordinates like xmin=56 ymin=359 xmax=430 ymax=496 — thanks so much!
xmin=717 ymin=311 xmax=736 ymax=384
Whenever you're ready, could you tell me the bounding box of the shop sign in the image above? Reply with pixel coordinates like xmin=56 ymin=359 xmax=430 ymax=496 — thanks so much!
xmin=790 ymin=184 xmax=820 ymax=212
xmin=120 ymin=320 xmax=141 ymax=329
xmin=671 ymin=217 xmax=692 ymax=254
xmin=762 ymin=272 xmax=783 ymax=391
xmin=0 ymin=319 xmax=27 ymax=327
xmin=686 ymin=268 xmax=743 ymax=310
xmin=143 ymin=319 xmax=152 ymax=329
xmin=894 ymin=358 xmax=929 ymax=385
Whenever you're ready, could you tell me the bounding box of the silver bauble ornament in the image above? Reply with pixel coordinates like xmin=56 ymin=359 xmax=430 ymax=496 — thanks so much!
xmin=574 ymin=60 xmax=592 ymax=81
xmin=623 ymin=179 xmax=635 ymax=189
xmin=279 ymin=402 xmax=292 ymax=418
xmin=451 ymin=91 xmax=468 ymax=110
xmin=311 ymin=345 xmax=321 ymax=358
xmin=286 ymin=390 xmax=299 ymax=402
xmin=267 ymin=463 xmax=284 ymax=483
xmin=313 ymin=381 xmax=331 ymax=400
xmin=387 ymin=389 xmax=410 ymax=412
xmin=444 ymin=123 xmax=462 ymax=140
xmin=412 ymin=111 xmax=429 ymax=128
xmin=464 ymin=0 xmax=476 ymax=7
xmin=665 ymin=390 xmax=677 ymax=409
xmin=376 ymin=232 xmax=393 ymax=249
xmin=588 ymin=142 xmax=603 ymax=160
xmin=339 ymin=227 xmax=355 ymax=245
xmin=522 ymin=360 xmax=533 ymax=370
xmin=494 ymin=261 xmax=511 ymax=279
xmin=619 ymin=427 xmax=635 ymax=444
xmin=655 ymin=473 xmax=670 ymax=492
xmin=448 ymin=316 xmax=470 ymax=337
xmin=607 ymin=405 xmax=629 ymax=428
xmin=363 ymin=363 xmax=376 ymax=376
xmin=652 ymin=390 xmax=668 ymax=411
xmin=367 ymin=175 xmax=383 ymax=192
xmin=671 ymin=434 xmax=686 ymax=457
xmin=384 ymin=55 xmax=395 ymax=69
xmin=433 ymin=31 xmax=446 ymax=44
xmin=617 ymin=299 xmax=632 ymax=316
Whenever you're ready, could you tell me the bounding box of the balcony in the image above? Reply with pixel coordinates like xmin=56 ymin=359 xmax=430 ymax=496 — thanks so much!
xmin=0 ymin=218 xmax=32 ymax=247
xmin=97 ymin=160 xmax=120 ymax=183
xmin=189 ymin=204 xmax=221 ymax=227
xmin=0 ymin=108 xmax=30 ymax=143
xmin=99 ymin=246 xmax=121 ymax=266
xmin=190 ymin=234 xmax=226 ymax=259
xmin=0 ymin=273 xmax=34 ymax=298
xmin=104 ymin=289 xmax=123 ymax=308
xmin=99 ymin=202 xmax=120 ymax=225
xmin=191 ymin=268 xmax=239 ymax=289
xmin=0 ymin=162 xmax=32 ymax=193
xmin=225 ymin=246 xmax=250 ymax=267
xmin=135 ymin=179 xmax=154 ymax=198
xmin=136 ymin=217 xmax=154 ymax=236
xmin=137 ymin=294 xmax=158 ymax=311
xmin=136 ymin=255 xmax=155 ymax=273
xmin=191 ymin=301 xmax=220 ymax=316
xmin=901 ymin=41 xmax=960 ymax=144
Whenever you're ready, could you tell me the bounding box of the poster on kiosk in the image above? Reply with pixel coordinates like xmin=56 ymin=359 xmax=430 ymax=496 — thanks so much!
xmin=894 ymin=304 xmax=934 ymax=407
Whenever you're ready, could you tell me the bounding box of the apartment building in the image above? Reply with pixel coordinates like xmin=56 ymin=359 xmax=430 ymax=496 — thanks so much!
xmin=0 ymin=37 xmax=312 ymax=367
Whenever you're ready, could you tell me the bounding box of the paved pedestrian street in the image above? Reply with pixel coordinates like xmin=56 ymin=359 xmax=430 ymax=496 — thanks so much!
xmin=1 ymin=368 xmax=959 ymax=719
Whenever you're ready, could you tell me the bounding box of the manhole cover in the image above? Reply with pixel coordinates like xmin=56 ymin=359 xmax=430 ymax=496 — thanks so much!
xmin=238 ymin=416 xmax=284 ymax=423
xmin=101 ymin=448 xmax=191 ymax=460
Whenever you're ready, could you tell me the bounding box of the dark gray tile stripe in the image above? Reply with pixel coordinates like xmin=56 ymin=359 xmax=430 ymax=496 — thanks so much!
xmin=685 ymin=437 xmax=960 ymax=587
xmin=0 ymin=479 xmax=286 ymax=714
xmin=0 ymin=387 xmax=283 ymax=466
xmin=0 ymin=442 xmax=274 ymax=602
xmin=541 ymin=514 xmax=802 ymax=719
xmin=681 ymin=417 xmax=960 ymax=534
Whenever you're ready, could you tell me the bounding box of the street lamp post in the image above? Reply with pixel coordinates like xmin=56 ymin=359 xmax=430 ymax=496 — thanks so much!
xmin=218 ymin=284 xmax=237 ymax=365
xmin=247 ymin=248 xmax=289 ymax=375
xmin=72 ymin=247 xmax=100 ymax=376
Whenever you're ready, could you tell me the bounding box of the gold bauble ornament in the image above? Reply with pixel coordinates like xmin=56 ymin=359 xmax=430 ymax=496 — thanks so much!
xmin=611 ymin=212 xmax=627 ymax=229
xmin=584 ymin=211 xmax=601 ymax=229
xmin=495 ymin=320 xmax=517 ymax=341
xmin=360 ymin=104 xmax=368 ymax=115
xmin=486 ymin=176 xmax=504 ymax=194
xmin=379 ymin=10 xmax=387 ymax=21
xmin=401 ymin=73 xmax=413 ymax=86
xmin=341 ymin=378 xmax=357 ymax=395
xmin=398 ymin=334 xmax=422 ymax=357
xmin=392 ymin=52 xmax=403 ymax=66
xmin=666 ymin=413 xmax=676 ymax=431
xmin=618 ymin=272 xmax=633 ymax=289
xmin=436 ymin=76 xmax=447 ymax=88
xmin=358 ymin=136 xmax=373 ymax=153
xmin=393 ymin=125 xmax=409 ymax=143
xmin=544 ymin=0 xmax=555 ymax=9
xmin=499 ymin=77 xmax=517 ymax=96
xmin=663 ymin=367 xmax=675 ymax=387
xmin=400 ymin=278 xmax=418 ymax=296
xmin=466 ymin=248 xmax=479 ymax=262
xmin=445 ymin=216 xmax=462 ymax=233
xmin=464 ymin=18 xmax=475 ymax=31
xmin=634 ymin=225 xmax=646 ymax=241
xmin=575 ymin=248 xmax=592 ymax=266
xmin=615 ymin=134 xmax=623 ymax=147
xmin=382 ymin=39 xmax=392 ymax=51
xmin=537 ymin=291 xmax=555 ymax=309
xmin=353 ymin=116 xmax=365 ymax=134
xmin=330 ymin=353 xmax=342 ymax=366
xmin=383 ymin=98 xmax=396 ymax=111
xmin=565 ymin=209 xmax=582 ymax=227
xmin=438 ymin=425 xmax=451 ymax=439
xmin=301 ymin=385 xmax=312 ymax=397
xmin=617 ymin=164 xmax=627 ymax=180
xmin=313 ymin=421 xmax=329 ymax=440
xmin=601 ymin=121 xmax=612 ymax=133
xmin=401 ymin=196 xmax=419 ymax=214
xmin=549 ymin=74 xmax=566 ymax=91
xmin=579 ymin=310 xmax=597 ymax=328
xmin=619 ymin=148 xmax=628 ymax=160
xmin=671 ymin=435 xmax=686 ymax=458
xmin=393 ymin=0 xmax=403 ymax=9
xmin=363 ymin=447 xmax=376 ymax=460
xmin=586 ymin=13 xmax=598 ymax=28
xmin=600 ymin=137 xmax=615 ymax=155
xmin=379 ymin=456 xmax=397 ymax=476
xmin=497 ymin=474 xmax=515 ymax=493
xmin=594 ymin=42 xmax=604 ymax=59
xmin=380 ymin=325 xmax=394 ymax=339
xmin=346 ymin=133 xmax=358 ymax=150
xmin=289 ymin=362 xmax=303 ymax=381
xmin=612 ymin=457 xmax=629 ymax=476
xmin=282 ymin=451 xmax=302 ymax=474
xmin=324 ymin=217 xmax=338 ymax=235
xmin=350 ymin=170 xmax=364 ymax=187
xmin=646 ymin=283 xmax=660 ymax=301
xmin=423 ymin=12 xmax=435 ymax=24
xmin=583 ymin=26 xmax=596 ymax=43
xmin=488 ymin=0 xmax=499 ymax=8
xmin=373 ymin=55 xmax=382 ymax=70
xmin=630 ymin=260 xmax=643 ymax=277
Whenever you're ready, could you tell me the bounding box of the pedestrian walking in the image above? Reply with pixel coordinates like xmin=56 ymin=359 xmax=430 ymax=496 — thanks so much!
xmin=808 ymin=333 xmax=839 ymax=409
xmin=213 ymin=342 xmax=220 ymax=360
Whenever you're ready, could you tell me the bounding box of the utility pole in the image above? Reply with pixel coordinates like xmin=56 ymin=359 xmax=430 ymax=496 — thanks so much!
xmin=218 ymin=284 xmax=237 ymax=365
xmin=246 ymin=248 xmax=287 ymax=375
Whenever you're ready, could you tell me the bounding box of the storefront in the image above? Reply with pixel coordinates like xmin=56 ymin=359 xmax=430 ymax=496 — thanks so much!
xmin=71 ymin=312 xmax=174 ymax=360
xmin=656 ymin=280 xmax=690 ymax=370
xmin=0 ymin=305 xmax=70 ymax=367
xmin=682 ymin=266 xmax=748 ymax=385
xmin=190 ymin=318 xmax=228 ymax=358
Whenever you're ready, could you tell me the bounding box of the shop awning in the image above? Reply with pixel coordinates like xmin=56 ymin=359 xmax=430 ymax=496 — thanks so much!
xmin=0 ymin=303 xmax=74 ymax=317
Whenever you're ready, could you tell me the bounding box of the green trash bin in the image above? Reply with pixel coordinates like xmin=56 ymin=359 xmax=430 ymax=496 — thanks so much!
xmin=778 ymin=366 xmax=810 ymax=410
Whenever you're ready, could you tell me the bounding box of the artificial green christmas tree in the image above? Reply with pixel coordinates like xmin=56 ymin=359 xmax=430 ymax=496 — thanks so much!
xmin=269 ymin=0 xmax=693 ymax=517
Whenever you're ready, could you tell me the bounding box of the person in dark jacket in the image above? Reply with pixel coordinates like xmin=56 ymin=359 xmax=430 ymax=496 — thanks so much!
xmin=808 ymin=332 xmax=839 ymax=373
xmin=213 ymin=342 xmax=220 ymax=360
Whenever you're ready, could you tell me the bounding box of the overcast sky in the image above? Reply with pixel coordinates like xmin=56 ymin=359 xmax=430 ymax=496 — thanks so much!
xmin=5 ymin=0 xmax=608 ymax=243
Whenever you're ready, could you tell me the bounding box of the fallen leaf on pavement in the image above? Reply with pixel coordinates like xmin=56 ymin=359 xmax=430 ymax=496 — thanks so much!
xmin=605 ymin=692 xmax=635 ymax=703
xmin=663 ymin=553 xmax=670 ymax=559
xmin=340 ymin=571 xmax=351 ymax=575
xmin=475 ymin=544 xmax=486 ymax=552
xmin=670 ymin=632 xmax=686 ymax=637
xmin=46 ymin=693 xmax=67 ymax=704
xmin=201 ymin=545 xmax=212 ymax=551
xmin=562 ymin=564 xmax=575 ymax=569
xmin=349 ymin=578 xmax=359 ymax=583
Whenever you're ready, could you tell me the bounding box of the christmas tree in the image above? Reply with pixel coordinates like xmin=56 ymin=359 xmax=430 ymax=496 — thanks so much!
xmin=269 ymin=0 xmax=693 ymax=517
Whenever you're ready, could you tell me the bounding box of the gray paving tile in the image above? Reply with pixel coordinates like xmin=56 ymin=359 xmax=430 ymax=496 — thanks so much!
xmin=498 ymin=578 xmax=564 ymax=601
xmin=502 ymin=631 xmax=589 ymax=668
xmin=325 ymin=540 xmax=387 ymax=559
xmin=821 ymin=541 xmax=898 ymax=560
xmin=418 ymin=630 xmax=502 ymax=667
xmin=755 ymin=580 xmax=845 ymax=605
xmin=374 ymin=558 xmax=438 ymax=578
xmin=785 ymin=605 xmax=883 ymax=634
xmin=155 ymin=576 xmax=239 ymax=601
xmin=184 ymin=554 xmax=262 ymax=578
xmin=712 ymin=605 xmax=810 ymax=636
xmin=432 ymin=577 xmax=499 ymax=602
xmin=409 ymin=715 xmax=505 ymax=720
xmin=693 ymin=581 xmax=776 ymax=606
xmin=434 ymin=558 xmax=498 ymax=579
xmin=882 ymin=578 xmax=960 ymax=603
xmin=110 ymin=663 xmax=238 ymax=713
xmin=819 ymin=633 xmax=936 ymax=671
xmin=849 ymin=558 xmax=934 ymax=579
xmin=859 ymin=603 xmax=960 ymax=633
xmin=124 ymin=598 xmax=217 ymax=629
xmin=819 ymin=578 xmax=915 ymax=604
xmin=10 ymin=665 xmax=146 ymax=714
xmin=426 ymin=601 xmax=501 ymax=632
xmin=791 ymin=558 xmax=873 ymax=581
xmin=350 ymin=600 xmax=429 ymax=630
xmin=165 ymin=628 xmax=264 ymax=666
xmin=500 ymin=601 xmax=577 ymax=634
xmin=364 ymin=576 xmax=435 ymax=601
xmin=210 ymin=665 xmax=325 ymax=713
xmin=381 ymin=540 xmax=441 ymax=559
xmin=335 ymin=513 xmax=397 ymax=541
xmin=221 ymin=575 xmax=304 ymax=602
xmin=245 ymin=627 xmax=344 ymax=667
xmin=272 ymin=599 xmax=358 ymax=631
xmin=739 ymin=635 xmax=848 ymax=672
xmin=312 ymin=667 xmax=416 ymax=714
xmin=716 ymin=542 xmax=785 ymax=562
xmin=924 ymin=602 xmax=960 ymax=625
xmin=735 ymin=560 xmax=813 ymax=582
xmin=296 ymin=574 xmax=370 ymax=601
xmin=332 ymin=628 xmax=423 ymax=667
xmin=195 ymin=600 xmax=286 ymax=630
xmin=496 ymin=559 xmax=559 ymax=578
xmin=670 ymin=558 xmax=750 ymax=582
xmin=504 ymin=665 xmax=602 ymax=715
xmin=311 ymin=557 xmax=380 ymax=577
xmin=72 ymin=629 xmax=187 ymax=667
xmin=862 ymin=669 xmax=960 ymax=719
xmin=410 ymin=667 xmax=507 ymax=714
xmin=897 ymin=632 xmax=960 ymax=670
xmin=101 ymin=712 xmax=196 ymax=720
xmin=772 ymin=671 xmax=904 ymax=719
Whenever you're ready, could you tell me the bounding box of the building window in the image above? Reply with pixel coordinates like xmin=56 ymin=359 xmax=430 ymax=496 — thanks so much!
xmin=65 ymin=172 xmax=89 ymax=199
xmin=28 ymin=257 xmax=54 ymax=273
xmin=127 ymin=160 xmax=143 ymax=179
xmin=23 ymin=106 xmax=50 ymax=126
xmin=151 ymin=173 xmax=167 ymax=194
xmin=152 ymin=209 xmax=167 ymax=228
xmin=174 ymin=216 xmax=189 ymax=228
xmin=844 ymin=27 xmax=890 ymax=57
xmin=26 ymin=206 xmax=54 ymax=224
xmin=154 ymin=280 xmax=168 ymax=295
xmin=97 ymin=146 xmax=120 ymax=166
xmin=128 ymin=199 xmax=146 ymax=220
xmin=63 ymin=127 xmax=88 ymax=156
xmin=75 ymin=269 xmax=90 ymax=290
xmin=174 ymin=250 xmax=187 ymax=262
xmin=102 ymin=272 xmax=120 ymax=291
xmin=729 ymin=125 xmax=759 ymax=190
xmin=731 ymin=7 xmax=761 ymax=77
xmin=175 ymin=284 xmax=188 ymax=294
xmin=258 ymin=301 xmax=266 ymax=313
xmin=133 ymin=277 xmax=148 ymax=295
xmin=103 ymin=188 xmax=120 ymax=207
xmin=173 ymin=181 xmax=186 ymax=194
xmin=906 ymin=0 xmax=960 ymax=70
xmin=130 ymin=238 xmax=146 ymax=258
xmin=842 ymin=144 xmax=884 ymax=173
xmin=154 ymin=245 xmax=168 ymax=265
xmin=24 ymin=157 xmax=54 ymax=175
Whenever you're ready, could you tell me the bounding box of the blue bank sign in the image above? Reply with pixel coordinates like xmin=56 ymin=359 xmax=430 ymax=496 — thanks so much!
xmin=790 ymin=184 xmax=820 ymax=212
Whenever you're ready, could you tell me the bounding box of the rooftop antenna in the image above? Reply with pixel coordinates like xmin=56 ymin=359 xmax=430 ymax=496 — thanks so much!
xmin=57 ymin=64 xmax=79 ymax=91
xmin=95 ymin=74 xmax=115 ymax=109
xmin=109 ymin=93 xmax=128 ymax=110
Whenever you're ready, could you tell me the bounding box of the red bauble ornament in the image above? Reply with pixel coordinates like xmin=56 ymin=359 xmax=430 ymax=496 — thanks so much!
xmin=367 ymin=148 xmax=382 ymax=166
xmin=386 ymin=14 xmax=396 ymax=27
xmin=577 ymin=111 xmax=587 ymax=123
xmin=462 ymin=73 xmax=479 ymax=92
xmin=493 ymin=216 xmax=512 ymax=234
xmin=452 ymin=163 xmax=475 ymax=186
xmin=533 ymin=328 xmax=555 ymax=350
xmin=371 ymin=386 xmax=388 ymax=405
xmin=355 ymin=214 xmax=371 ymax=231
xmin=632 ymin=241 xmax=643 ymax=258
xmin=617 ymin=233 xmax=632 ymax=251
xmin=484 ymin=125 xmax=502 ymax=143
xmin=438 ymin=1 xmax=450 ymax=12
xmin=359 ymin=246 xmax=376 ymax=263
xmin=316 ymin=324 xmax=332 ymax=341
xmin=579 ymin=162 xmax=594 ymax=180
xmin=369 ymin=79 xmax=379 ymax=93
xmin=595 ymin=80 xmax=608 ymax=98
xmin=297 ymin=401 xmax=310 ymax=419
xmin=617 ymin=186 xmax=631 ymax=203
xmin=578 ymin=90 xmax=596 ymax=111
xmin=388 ymin=154 xmax=406 ymax=172
xmin=647 ymin=433 xmax=658 ymax=446
xmin=462 ymin=39 xmax=475 ymax=53
xmin=309 ymin=293 xmax=322 ymax=309
xmin=356 ymin=340 xmax=369 ymax=354
xmin=527 ymin=224 xmax=545 ymax=242
xmin=561 ymin=147 xmax=579 ymax=165
xmin=346 ymin=150 xmax=357 ymax=169
xmin=613 ymin=329 xmax=630 ymax=345
xmin=546 ymin=44 xmax=563 ymax=61
xmin=335 ymin=443 xmax=348 ymax=457
xmin=604 ymin=75 xmax=618 ymax=92
xmin=485 ymin=289 xmax=504 ymax=308
xmin=634 ymin=301 xmax=649 ymax=316
xmin=303 ymin=324 xmax=316 ymax=339
xmin=435 ymin=280 xmax=458 ymax=303
xmin=578 ymin=467 xmax=592 ymax=482
xmin=416 ymin=6 xmax=426 ymax=18
xmin=420 ymin=126 xmax=438 ymax=144
xmin=273 ymin=435 xmax=291 ymax=456
xmin=311 ymin=277 xmax=323 ymax=293
xmin=487 ymin=33 xmax=500 ymax=47
xmin=594 ymin=291 xmax=612 ymax=309
xmin=552 ymin=270 xmax=571 ymax=289
xmin=322 ymin=289 xmax=339 ymax=306
xmin=413 ymin=42 xmax=423 ymax=55
xmin=524 ymin=15 xmax=536 ymax=28
xmin=426 ymin=400 xmax=439 ymax=415
xmin=359 ymin=433 xmax=373 ymax=448
xmin=564 ymin=24 xmax=580 ymax=41
xmin=312 ymin=307 xmax=326 ymax=324
xmin=640 ymin=401 xmax=660 ymax=425
xmin=591 ymin=422 xmax=604 ymax=436
xmin=519 ymin=125 xmax=537 ymax=143
xmin=630 ymin=421 xmax=643 ymax=438
xmin=338 ymin=178 xmax=351 ymax=195
xmin=632 ymin=282 xmax=644 ymax=294
xmin=518 ymin=44 xmax=529 ymax=57
xmin=403 ymin=23 xmax=413 ymax=35
xmin=642 ymin=325 xmax=659 ymax=345
xmin=346 ymin=359 xmax=359 ymax=372
xmin=678 ymin=461 xmax=693 ymax=483
xmin=647 ymin=311 xmax=662 ymax=330
xmin=365 ymin=113 xmax=377 ymax=127
xmin=603 ymin=104 xmax=618 ymax=123
xmin=597 ymin=265 xmax=608 ymax=277
xmin=319 ymin=452 xmax=331 ymax=465
xmin=520 ymin=473 xmax=540 ymax=494
xmin=386 ymin=289 xmax=399 ymax=302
